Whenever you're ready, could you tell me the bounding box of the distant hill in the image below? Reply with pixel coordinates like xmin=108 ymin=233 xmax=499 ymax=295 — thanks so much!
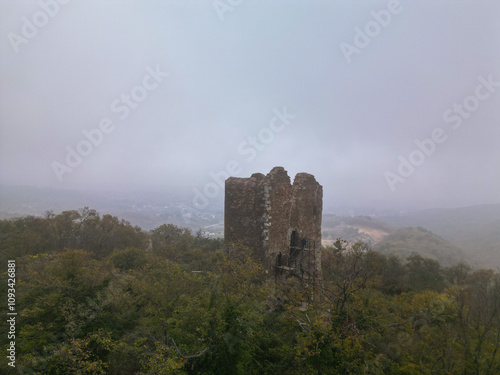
xmin=380 ymin=204 xmax=500 ymax=269
xmin=322 ymin=215 xmax=472 ymax=267
xmin=373 ymin=227 xmax=469 ymax=267
xmin=322 ymin=215 xmax=394 ymax=246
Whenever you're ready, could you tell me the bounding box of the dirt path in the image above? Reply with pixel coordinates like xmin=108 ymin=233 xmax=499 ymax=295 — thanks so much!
xmin=356 ymin=226 xmax=389 ymax=243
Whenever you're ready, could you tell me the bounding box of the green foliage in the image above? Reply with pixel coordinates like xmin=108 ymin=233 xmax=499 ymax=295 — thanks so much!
xmin=110 ymin=247 xmax=147 ymax=271
xmin=151 ymin=224 xmax=194 ymax=259
xmin=0 ymin=208 xmax=148 ymax=263
xmin=2 ymin=213 xmax=500 ymax=374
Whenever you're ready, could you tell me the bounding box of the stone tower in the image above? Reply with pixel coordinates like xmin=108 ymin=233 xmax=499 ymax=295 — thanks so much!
xmin=224 ymin=167 xmax=323 ymax=281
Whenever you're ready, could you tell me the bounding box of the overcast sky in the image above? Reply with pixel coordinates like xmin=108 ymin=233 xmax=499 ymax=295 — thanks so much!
xmin=1 ymin=0 xmax=499 ymax=211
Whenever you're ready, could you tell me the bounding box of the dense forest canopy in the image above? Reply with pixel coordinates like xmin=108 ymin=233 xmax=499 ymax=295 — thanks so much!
xmin=1 ymin=209 xmax=499 ymax=374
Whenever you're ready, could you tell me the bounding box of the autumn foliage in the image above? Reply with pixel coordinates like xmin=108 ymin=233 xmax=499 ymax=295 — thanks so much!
xmin=1 ymin=210 xmax=499 ymax=374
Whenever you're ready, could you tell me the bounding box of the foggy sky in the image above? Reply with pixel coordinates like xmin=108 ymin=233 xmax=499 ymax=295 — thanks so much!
xmin=1 ymin=0 xmax=499 ymax=211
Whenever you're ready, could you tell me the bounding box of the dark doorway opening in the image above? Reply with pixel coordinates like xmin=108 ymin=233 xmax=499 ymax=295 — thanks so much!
xmin=290 ymin=230 xmax=298 ymax=249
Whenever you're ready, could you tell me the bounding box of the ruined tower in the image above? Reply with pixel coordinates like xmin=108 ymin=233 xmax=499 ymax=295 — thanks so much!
xmin=224 ymin=167 xmax=323 ymax=281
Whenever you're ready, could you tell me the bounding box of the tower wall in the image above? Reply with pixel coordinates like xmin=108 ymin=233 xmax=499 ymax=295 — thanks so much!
xmin=224 ymin=172 xmax=267 ymax=261
xmin=224 ymin=167 xmax=322 ymax=278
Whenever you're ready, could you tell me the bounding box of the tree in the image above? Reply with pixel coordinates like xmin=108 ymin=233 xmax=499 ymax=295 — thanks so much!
xmin=405 ymin=253 xmax=445 ymax=292
xmin=151 ymin=224 xmax=193 ymax=260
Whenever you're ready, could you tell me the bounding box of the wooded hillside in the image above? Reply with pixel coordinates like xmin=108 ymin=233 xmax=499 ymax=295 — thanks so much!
xmin=1 ymin=210 xmax=499 ymax=374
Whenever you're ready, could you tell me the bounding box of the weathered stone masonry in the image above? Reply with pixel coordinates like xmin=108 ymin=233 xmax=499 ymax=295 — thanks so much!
xmin=224 ymin=167 xmax=323 ymax=280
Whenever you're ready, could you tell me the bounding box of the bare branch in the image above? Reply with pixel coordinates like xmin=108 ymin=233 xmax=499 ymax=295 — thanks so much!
xmin=170 ymin=338 xmax=210 ymax=359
